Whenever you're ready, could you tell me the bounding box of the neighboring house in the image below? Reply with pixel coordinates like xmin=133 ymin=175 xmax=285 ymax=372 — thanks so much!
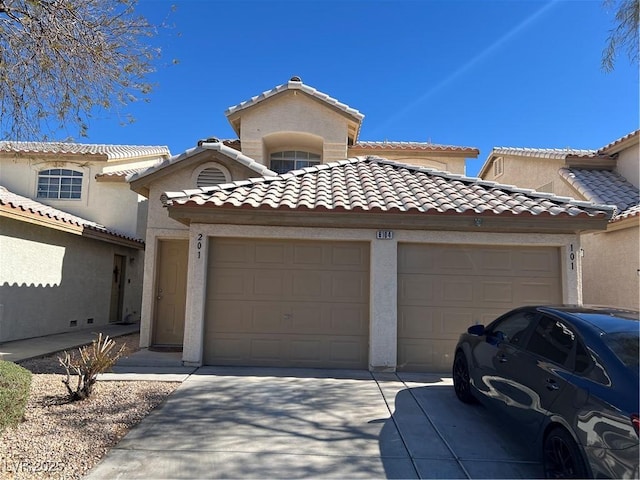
xmin=479 ymin=130 xmax=639 ymax=310
xmin=130 ymin=77 xmax=613 ymax=372
xmin=0 ymin=142 xmax=170 ymax=343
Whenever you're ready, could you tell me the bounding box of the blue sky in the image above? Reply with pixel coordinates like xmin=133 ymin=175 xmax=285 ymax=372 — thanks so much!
xmin=82 ymin=0 xmax=638 ymax=177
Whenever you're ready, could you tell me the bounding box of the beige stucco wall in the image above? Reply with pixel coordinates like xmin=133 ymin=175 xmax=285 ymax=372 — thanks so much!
xmin=615 ymin=142 xmax=639 ymax=188
xmin=0 ymin=157 xmax=145 ymax=237
xmin=178 ymin=223 xmax=581 ymax=370
xmin=482 ymin=155 xmax=579 ymax=197
xmin=237 ymin=92 xmax=351 ymax=165
xmin=346 ymin=151 xmax=467 ymax=174
xmin=581 ymin=225 xmax=640 ymax=310
xmin=0 ymin=217 xmax=143 ymax=342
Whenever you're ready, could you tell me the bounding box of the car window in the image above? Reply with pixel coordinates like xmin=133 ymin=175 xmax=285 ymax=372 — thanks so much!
xmin=525 ymin=315 xmax=575 ymax=366
xmin=575 ymin=341 xmax=611 ymax=385
xmin=603 ymin=331 xmax=640 ymax=370
xmin=489 ymin=311 xmax=537 ymax=347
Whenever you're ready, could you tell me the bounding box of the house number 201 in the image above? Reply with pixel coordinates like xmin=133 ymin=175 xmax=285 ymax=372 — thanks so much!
xmin=197 ymin=233 xmax=203 ymax=259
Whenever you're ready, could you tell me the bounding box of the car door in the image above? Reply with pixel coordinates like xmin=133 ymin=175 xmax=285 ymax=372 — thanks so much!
xmin=493 ymin=314 xmax=576 ymax=438
xmin=469 ymin=309 xmax=538 ymax=411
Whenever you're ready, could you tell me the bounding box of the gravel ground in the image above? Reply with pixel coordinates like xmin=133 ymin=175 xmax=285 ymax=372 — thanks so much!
xmin=1 ymin=334 xmax=180 ymax=479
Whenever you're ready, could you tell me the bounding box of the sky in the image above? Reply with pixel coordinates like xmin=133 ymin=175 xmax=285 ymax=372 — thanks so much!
xmin=80 ymin=0 xmax=638 ymax=177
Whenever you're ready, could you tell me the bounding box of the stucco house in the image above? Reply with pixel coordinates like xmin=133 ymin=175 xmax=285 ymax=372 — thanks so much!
xmin=130 ymin=77 xmax=614 ymax=372
xmin=479 ymin=130 xmax=639 ymax=310
xmin=0 ymin=142 xmax=170 ymax=342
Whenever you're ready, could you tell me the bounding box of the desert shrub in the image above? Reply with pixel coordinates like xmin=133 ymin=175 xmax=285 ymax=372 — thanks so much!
xmin=59 ymin=333 xmax=125 ymax=401
xmin=0 ymin=360 xmax=32 ymax=432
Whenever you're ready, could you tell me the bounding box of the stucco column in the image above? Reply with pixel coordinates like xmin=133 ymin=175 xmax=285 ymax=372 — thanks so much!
xmin=182 ymin=225 xmax=208 ymax=366
xmin=369 ymin=238 xmax=398 ymax=371
xmin=561 ymin=237 xmax=583 ymax=305
xmin=138 ymin=233 xmax=157 ymax=348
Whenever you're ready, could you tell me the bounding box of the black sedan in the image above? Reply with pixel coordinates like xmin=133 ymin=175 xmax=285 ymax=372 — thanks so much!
xmin=452 ymin=305 xmax=639 ymax=479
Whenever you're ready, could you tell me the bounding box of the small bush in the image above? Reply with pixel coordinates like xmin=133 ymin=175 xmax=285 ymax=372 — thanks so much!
xmin=0 ymin=361 xmax=32 ymax=432
xmin=59 ymin=333 xmax=125 ymax=401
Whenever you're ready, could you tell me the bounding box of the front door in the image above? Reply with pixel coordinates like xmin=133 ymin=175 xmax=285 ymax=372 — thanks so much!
xmin=153 ymin=239 xmax=188 ymax=346
xmin=109 ymin=254 xmax=126 ymax=323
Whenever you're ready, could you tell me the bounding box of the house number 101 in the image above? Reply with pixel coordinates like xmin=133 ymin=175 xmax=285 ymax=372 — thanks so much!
xmin=197 ymin=233 xmax=203 ymax=259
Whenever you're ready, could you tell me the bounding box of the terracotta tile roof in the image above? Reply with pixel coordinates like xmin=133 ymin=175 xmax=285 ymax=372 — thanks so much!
xmin=0 ymin=141 xmax=170 ymax=160
xmin=559 ymin=168 xmax=640 ymax=220
xmin=95 ymin=165 xmax=163 ymax=180
xmin=225 ymin=78 xmax=364 ymax=122
xmin=351 ymin=141 xmax=479 ymax=155
xmin=0 ymin=186 xmax=144 ymax=244
xmin=129 ymin=141 xmax=276 ymax=183
xmin=162 ymin=157 xmax=613 ymax=219
xmin=490 ymin=147 xmax=599 ymax=160
xmin=597 ymin=129 xmax=639 ymax=154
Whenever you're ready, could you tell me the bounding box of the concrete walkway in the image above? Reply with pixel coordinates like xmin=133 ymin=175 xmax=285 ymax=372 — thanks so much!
xmin=86 ymin=367 xmax=544 ymax=479
xmin=0 ymin=323 xmax=140 ymax=362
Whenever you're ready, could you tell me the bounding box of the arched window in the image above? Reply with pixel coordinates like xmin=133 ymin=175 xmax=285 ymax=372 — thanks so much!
xmin=270 ymin=151 xmax=320 ymax=174
xmin=37 ymin=169 xmax=83 ymax=199
xmin=196 ymin=166 xmax=227 ymax=188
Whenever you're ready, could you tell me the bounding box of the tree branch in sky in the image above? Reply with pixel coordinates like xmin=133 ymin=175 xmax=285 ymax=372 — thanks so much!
xmin=0 ymin=0 xmax=161 ymax=140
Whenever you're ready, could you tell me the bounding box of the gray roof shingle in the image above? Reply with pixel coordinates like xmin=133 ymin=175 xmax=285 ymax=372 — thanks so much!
xmin=559 ymin=168 xmax=640 ymax=220
xmin=162 ymin=157 xmax=613 ymax=219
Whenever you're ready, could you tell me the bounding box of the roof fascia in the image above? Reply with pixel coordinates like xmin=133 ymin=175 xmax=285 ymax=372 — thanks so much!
xmin=1 ymin=205 xmax=144 ymax=248
xmin=165 ymin=205 xmax=610 ymax=234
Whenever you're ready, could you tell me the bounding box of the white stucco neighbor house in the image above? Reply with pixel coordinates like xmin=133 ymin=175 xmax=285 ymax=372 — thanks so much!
xmin=479 ymin=130 xmax=639 ymax=311
xmin=0 ymin=142 xmax=170 ymax=343
xmin=130 ymin=77 xmax=614 ymax=373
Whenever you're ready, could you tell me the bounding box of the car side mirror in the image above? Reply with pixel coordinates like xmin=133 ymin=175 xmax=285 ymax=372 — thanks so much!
xmin=467 ymin=324 xmax=485 ymax=336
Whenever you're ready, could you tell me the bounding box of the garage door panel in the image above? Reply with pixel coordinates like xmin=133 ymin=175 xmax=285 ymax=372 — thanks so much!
xmin=255 ymin=244 xmax=287 ymax=263
xmin=519 ymin=280 xmax=561 ymax=304
xmin=481 ymin=281 xmax=514 ymax=303
xmin=330 ymin=272 xmax=368 ymax=300
xmin=398 ymin=244 xmax=562 ymax=372
xmin=205 ymin=239 xmax=369 ymax=368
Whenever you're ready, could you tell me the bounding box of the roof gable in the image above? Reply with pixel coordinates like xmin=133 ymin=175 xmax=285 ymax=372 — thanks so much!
xmin=225 ymin=77 xmax=364 ymax=143
xmin=129 ymin=140 xmax=277 ymax=197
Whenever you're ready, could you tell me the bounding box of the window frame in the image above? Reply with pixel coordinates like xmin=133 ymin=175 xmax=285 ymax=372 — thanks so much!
xmin=36 ymin=168 xmax=84 ymax=200
xmin=269 ymin=150 xmax=321 ymax=174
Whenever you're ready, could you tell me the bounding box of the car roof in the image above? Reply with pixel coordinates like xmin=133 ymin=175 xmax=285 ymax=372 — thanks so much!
xmin=536 ymin=305 xmax=640 ymax=334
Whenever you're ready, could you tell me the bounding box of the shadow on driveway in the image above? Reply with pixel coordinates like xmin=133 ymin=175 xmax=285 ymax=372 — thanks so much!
xmin=87 ymin=367 xmax=543 ymax=479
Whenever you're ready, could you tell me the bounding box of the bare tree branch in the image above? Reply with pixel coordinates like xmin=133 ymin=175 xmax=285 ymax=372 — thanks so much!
xmin=0 ymin=0 xmax=163 ymax=140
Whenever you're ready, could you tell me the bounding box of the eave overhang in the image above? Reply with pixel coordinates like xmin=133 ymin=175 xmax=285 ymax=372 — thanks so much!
xmin=164 ymin=203 xmax=610 ymax=235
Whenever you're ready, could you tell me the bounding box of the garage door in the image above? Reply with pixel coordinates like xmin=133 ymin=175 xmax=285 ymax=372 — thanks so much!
xmin=204 ymin=238 xmax=370 ymax=368
xmin=397 ymin=244 xmax=562 ymax=372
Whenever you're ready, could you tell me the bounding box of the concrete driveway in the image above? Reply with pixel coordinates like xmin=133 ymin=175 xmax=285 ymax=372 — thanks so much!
xmin=87 ymin=367 xmax=543 ymax=479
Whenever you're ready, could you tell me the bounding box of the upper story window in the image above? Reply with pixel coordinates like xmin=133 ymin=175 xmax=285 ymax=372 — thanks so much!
xmin=37 ymin=169 xmax=83 ymax=199
xmin=270 ymin=151 xmax=320 ymax=174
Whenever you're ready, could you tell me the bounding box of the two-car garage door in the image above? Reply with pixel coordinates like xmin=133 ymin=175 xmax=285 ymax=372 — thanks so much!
xmin=201 ymin=238 xmax=561 ymax=372
xmin=204 ymin=238 xmax=370 ymax=369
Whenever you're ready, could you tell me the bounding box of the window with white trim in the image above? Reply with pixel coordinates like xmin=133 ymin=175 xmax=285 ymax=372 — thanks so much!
xmin=37 ymin=169 xmax=83 ymax=199
xmin=270 ymin=151 xmax=320 ymax=174
xmin=197 ymin=167 xmax=227 ymax=188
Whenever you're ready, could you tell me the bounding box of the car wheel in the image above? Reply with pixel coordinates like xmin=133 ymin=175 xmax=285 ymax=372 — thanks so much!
xmin=453 ymin=352 xmax=476 ymax=404
xmin=543 ymin=427 xmax=588 ymax=479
